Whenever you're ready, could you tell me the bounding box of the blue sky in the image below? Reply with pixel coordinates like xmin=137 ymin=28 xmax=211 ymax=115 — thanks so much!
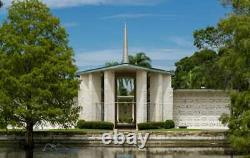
xmin=0 ymin=0 xmax=231 ymax=70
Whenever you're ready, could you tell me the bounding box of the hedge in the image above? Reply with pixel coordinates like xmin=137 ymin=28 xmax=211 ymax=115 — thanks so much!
xmin=137 ymin=122 xmax=165 ymax=130
xmin=138 ymin=120 xmax=175 ymax=130
xmin=0 ymin=130 xmax=87 ymax=136
xmin=164 ymin=120 xmax=175 ymax=129
xmin=76 ymin=120 xmax=114 ymax=130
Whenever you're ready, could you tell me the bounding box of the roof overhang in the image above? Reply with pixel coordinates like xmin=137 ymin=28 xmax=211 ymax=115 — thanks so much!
xmin=77 ymin=63 xmax=172 ymax=76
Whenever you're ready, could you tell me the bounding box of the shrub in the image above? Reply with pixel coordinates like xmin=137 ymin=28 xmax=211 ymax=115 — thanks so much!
xmin=76 ymin=120 xmax=85 ymax=128
xmin=164 ymin=120 xmax=175 ymax=129
xmin=76 ymin=121 xmax=114 ymax=130
xmin=138 ymin=122 xmax=165 ymax=130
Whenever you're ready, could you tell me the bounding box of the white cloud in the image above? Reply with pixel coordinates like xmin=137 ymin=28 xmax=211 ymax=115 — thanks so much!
xmin=75 ymin=47 xmax=195 ymax=70
xmin=168 ymin=36 xmax=194 ymax=48
xmin=101 ymin=13 xmax=175 ymax=20
xmin=2 ymin=0 xmax=163 ymax=8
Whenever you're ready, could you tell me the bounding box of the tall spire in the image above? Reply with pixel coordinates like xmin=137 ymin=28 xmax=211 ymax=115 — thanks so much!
xmin=122 ymin=23 xmax=129 ymax=63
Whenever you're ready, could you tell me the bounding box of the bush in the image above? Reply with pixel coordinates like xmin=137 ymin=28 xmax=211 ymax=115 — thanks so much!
xmin=164 ymin=120 xmax=175 ymax=129
xmin=138 ymin=122 xmax=165 ymax=130
xmin=76 ymin=120 xmax=114 ymax=130
xmin=76 ymin=120 xmax=85 ymax=128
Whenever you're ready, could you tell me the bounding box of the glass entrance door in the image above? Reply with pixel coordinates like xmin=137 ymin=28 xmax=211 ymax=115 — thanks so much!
xmin=116 ymin=76 xmax=136 ymax=126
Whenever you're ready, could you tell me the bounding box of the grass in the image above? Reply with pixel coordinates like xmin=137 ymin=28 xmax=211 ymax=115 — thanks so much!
xmin=143 ymin=128 xmax=202 ymax=132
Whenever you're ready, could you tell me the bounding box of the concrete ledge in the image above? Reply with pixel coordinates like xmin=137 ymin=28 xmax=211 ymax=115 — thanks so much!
xmin=0 ymin=130 xmax=229 ymax=148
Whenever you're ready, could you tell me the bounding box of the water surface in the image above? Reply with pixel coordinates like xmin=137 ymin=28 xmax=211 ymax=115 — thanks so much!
xmin=0 ymin=146 xmax=246 ymax=158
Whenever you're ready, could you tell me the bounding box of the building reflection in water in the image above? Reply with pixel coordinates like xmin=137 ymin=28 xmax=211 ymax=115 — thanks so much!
xmin=0 ymin=147 xmax=241 ymax=158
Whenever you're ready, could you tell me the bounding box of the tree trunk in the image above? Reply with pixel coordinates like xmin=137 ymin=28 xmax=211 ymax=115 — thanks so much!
xmin=25 ymin=122 xmax=34 ymax=150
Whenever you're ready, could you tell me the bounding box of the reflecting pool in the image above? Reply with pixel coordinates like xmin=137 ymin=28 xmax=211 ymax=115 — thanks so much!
xmin=0 ymin=146 xmax=246 ymax=158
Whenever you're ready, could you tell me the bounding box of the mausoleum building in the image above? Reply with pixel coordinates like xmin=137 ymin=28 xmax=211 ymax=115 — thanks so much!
xmin=77 ymin=25 xmax=230 ymax=129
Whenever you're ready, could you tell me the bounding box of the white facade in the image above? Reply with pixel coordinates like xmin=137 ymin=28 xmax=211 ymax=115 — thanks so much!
xmin=77 ymin=64 xmax=175 ymax=128
xmin=136 ymin=70 xmax=147 ymax=123
xmin=78 ymin=72 xmax=102 ymax=121
xmin=104 ymin=70 xmax=115 ymax=123
xmin=77 ymin=24 xmax=230 ymax=129
xmin=78 ymin=68 xmax=230 ymax=129
xmin=149 ymin=73 xmax=173 ymax=122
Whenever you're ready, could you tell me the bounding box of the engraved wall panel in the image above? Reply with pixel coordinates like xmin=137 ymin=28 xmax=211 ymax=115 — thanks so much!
xmin=173 ymin=90 xmax=230 ymax=129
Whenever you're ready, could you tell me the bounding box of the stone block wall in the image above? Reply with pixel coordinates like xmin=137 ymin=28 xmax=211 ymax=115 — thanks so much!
xmin=173 ymin=89 xmax=230 ymax=129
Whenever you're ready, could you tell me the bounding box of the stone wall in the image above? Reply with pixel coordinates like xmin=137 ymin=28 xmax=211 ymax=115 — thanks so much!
xmin=0 ymin=130 xmax=228 ymax=148
xmin=173 ymin=89 xmax=230 ymax=129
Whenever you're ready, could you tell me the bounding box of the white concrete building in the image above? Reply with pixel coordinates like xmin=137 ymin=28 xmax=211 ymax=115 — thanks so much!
xmin=77 ymin=25 xmax=230 ymax=129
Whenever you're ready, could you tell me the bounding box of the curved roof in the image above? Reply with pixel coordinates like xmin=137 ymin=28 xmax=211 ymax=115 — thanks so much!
xmin=77 ymin=63 xmax=172 ymax=76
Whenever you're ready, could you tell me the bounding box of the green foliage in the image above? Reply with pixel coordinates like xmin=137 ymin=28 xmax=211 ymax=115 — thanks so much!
xmin=164 ymin=120 xmax=175 ymax=129
xmin=76 ymin=121 xmax=114 ymax=130
xmin=0 ymin=0 xmax=79 ymax=147
xmin=173 ymin=49 xmax=224 ymax=89
xmin=222 ymin=91 xmax=250 ymax=152
xmin=76 ymin=120 xmax=85 ymax=128
xmin=180 ymin=0 xmax=250 ymax=153
xmin=105 ymin=61 xmax=120 ymax=67
xmin=0 ymin=129 xmax=88 ymax=136
xmin=193 ymin=26 xmax=229 ymax=49
xmin=129 ymin=52 xmax=152 ymax=68
xmin=220 ymin=0 xmax=250 ymax=15
xmin=137 ymin=122 xmax=165 ymax=130
xmin=104 ymin=52 xmax=152 ymax=68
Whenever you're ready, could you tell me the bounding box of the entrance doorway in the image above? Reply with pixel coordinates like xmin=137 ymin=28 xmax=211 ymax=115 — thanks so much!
xmin=115 ymin=74 xmax=136 ymax=128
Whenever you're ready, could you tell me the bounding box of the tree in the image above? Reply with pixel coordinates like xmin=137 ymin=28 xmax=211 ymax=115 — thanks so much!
xmin=105 ymin=61 xmax=120 ymax=67
xmin=104 ymin=52 xmax=152 ymax=68
xmin=0 ymin=1 xmax=3 ymax=8
xmin=0 ymin=0 xmax=79 ymax=149
xmin=193 ymin=26 xmax=231 ymax=49
xmin=190 ymin=0 xmax=250 ymax=152
xmin=217 ymin=0 xmax=250 ymax=152
xmin=173 ymin=49 xmax=222 ymax=89
xmin=129 ymin=52 xmax=152 ymax=68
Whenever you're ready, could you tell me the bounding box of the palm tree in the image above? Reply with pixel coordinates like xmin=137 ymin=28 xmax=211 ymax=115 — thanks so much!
xmin=105 ymin=61 xmax=120 ymax=67
xmin=129 ymin=52 xmax=152 ymax=68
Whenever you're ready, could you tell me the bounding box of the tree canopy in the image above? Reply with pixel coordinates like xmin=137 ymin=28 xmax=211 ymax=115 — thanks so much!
xmin=105 ymin=61 xmax=120 ymax=67
xmin=105 ymin=52 xmax=152 ymax=68
xmin=174 ymin=0 xmax=250 ymax=152
xmin=173 ymin=49 xmax=223 ymax=89
xmin=0 ymin=0 xmax=79 ymax=148
xmin=129 ymin=52 xmax=152 ymax=68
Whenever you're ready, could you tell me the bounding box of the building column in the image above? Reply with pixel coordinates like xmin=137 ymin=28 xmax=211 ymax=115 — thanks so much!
xmin=163 ymin=75 xmax=173 ymax=120
xmin=104 ymin=70 xmax=115 ymax=123
xmin=89 ymin=73 xmax=102 ymax=120
xmin=136 ymin=70 xmax=147 ymax=124
xmin=78 ymin=74 xmax=91 ymax=121
xmin=150 ymin=73 xmax=163 ymax=121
